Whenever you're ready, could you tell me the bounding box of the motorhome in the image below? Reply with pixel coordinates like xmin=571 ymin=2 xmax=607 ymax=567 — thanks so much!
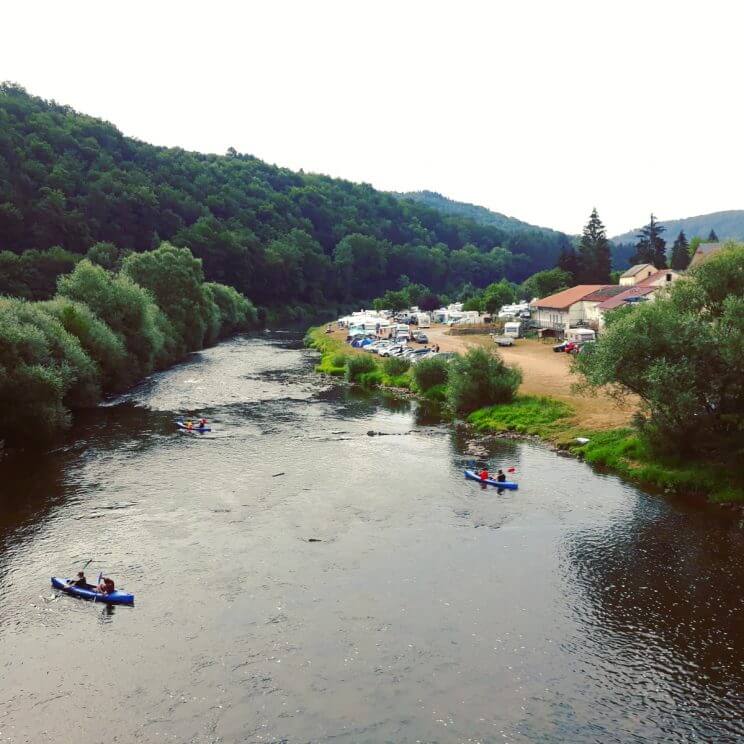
xmin=503 ymin=321 xmax=522 ymax=338
xmin=566 ymin=327 xmax=596 ymax=343
xmin=415 ymin=313 xmax=431 ymax=328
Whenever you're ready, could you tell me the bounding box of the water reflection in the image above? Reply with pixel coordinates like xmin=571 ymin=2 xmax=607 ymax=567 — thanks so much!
xmin=563 ymin=502 xmax=744 ymax=740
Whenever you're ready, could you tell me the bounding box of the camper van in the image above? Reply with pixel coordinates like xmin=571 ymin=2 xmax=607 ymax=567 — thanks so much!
xmin=566 ymin=328 xmax=596 ymax=343
xmin=415 ymin=313 xmax=431 ymax=328
xmin=503 ymin=321 xmax=522 ymax=338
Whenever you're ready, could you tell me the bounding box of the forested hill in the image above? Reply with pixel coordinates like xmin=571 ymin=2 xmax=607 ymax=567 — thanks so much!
xmin=611 ymin=211 xmax=744 ymax=245
xmin=0 ymin=84 xmax=571 ymax=307
xmin=397 ymin=190 xmax=559 ymax=235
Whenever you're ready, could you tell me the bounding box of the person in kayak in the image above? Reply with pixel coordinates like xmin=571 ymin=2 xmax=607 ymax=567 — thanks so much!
xmin=68 ymin=571 xmax=87 ymax=588
xmin=186 ymin=420 xmax=194 ymax=430
xmin=496 ymin=469 xmax=506 ymax=482
xmin=479 ymin=468 xmax=489 ymax=481
xmin=199 ymin=418 xmax=208 ymax=428
xmin=97 ymin=577 xmax=115 ymax=594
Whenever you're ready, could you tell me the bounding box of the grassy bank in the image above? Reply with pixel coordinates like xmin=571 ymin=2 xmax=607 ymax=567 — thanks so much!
xmin=306 ymin=325 xmax=743 ymax=504
xmin=469 ymin=400 xmax=743 ymax=503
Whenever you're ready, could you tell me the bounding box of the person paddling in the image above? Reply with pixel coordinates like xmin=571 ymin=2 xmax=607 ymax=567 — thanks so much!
xmin=68 ymin=571 xmax=87 ymax=588
xmin=496 ymin=469 xmax=506 ymax=483
xmin=479 ymin=467 xmax=489 ymax=481
xmin=98 ymin=576 xmax=115 ymax=594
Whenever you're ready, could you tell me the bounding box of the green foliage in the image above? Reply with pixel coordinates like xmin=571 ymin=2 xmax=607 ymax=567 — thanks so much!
xmin=57 ymin=259 xmax=169 ymax=376
xmin=573 ymin=245 xmax=744 ymax=460
xmin=358 ymin=370 xmax=384 ymax=387
xmin=482 ymin=279 xmax=516 ymax=313
xmin=39 ymin=297 xmax=129 ymax=390
xmin=122 ymin=242 xmax=214 ymax=353
xmin=345 ymin=354 xmax=377 ymax=382
xmin=520 ymin=267 xmax=571 ymax=300
xmin=412 ymin=355 xmax=450 ymax=392
xmin=469 ymin=395 xmax=574 ymax=436
xmin=0 ymin=84 xmax=569 ymax=310
xmin=204 ymin=281 xmax=258 ymax=338
xmin=87 ymin=241 xmax=123 ymax=271
xmin=383 ymin=355 xmax=411 ymax=376
xmin=631 ymin=213 xmax=667 ymax=269
xmin=577 ymin=208 xmax=612 ymax=283
xmin=447 ymin=348 xmax=522 ymax=414
xmin=373 ymin=289 xmax=409 ymax=312
xmin=462 ymin=296 xmax=483 ymax=312
xmin=0 ymin=298 xmax=100 ymax=443
xmin=0 ymin=247 xmax=79 ymax=299
xmin=670 ymin=230 xmax=690 ymax=271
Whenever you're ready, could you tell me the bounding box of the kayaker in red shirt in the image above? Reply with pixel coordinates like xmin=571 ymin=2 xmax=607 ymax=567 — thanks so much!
xmin=479 ymin=468 xmax=489 ymax=481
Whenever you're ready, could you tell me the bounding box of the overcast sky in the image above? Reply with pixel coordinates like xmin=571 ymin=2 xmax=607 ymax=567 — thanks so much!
xmin=2 ymin=0 xmax=742 ymax=235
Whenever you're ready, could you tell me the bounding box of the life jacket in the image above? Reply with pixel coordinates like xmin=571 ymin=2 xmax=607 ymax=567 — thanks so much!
xmin=479 ymin=470 xmax=489 ymax=480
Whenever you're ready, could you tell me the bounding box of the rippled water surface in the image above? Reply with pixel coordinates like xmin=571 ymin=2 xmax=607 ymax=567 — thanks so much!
xmin=1 ymin=334 xmax=743 ymax=743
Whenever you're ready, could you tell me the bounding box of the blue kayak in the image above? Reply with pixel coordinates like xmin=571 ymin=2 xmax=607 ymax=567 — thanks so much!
xmin=464 ymin=469 xmax=519 ymax=490
xmin=51 ymin=577 xmax=134 ymax=606
xmin=176 ymin=421 xmax=211 ymax=432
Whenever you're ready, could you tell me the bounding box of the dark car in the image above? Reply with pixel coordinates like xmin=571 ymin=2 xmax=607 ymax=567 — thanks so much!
xmin=414 ymin=332 xmax=429 ymax=343
xmin=553 ymin=342 xmax=567 ymax=352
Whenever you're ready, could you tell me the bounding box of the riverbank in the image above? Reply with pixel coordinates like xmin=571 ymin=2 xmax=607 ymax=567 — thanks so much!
xmin=305 ymin=326 xmax=744 ymax=504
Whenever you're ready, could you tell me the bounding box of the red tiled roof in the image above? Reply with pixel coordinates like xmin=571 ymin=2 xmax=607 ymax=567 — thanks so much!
xmin=534 ymin=285 xmax=608 ymax=310
xmin=582 ymin=286 xmax=628 ymax=302
xmin=597 ymin=286 xmax=656 ymax=310
xmin=636 ymin=270 xmax=676 ymax=287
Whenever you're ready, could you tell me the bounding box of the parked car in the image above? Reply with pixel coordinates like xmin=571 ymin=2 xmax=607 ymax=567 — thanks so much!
xmin=564 ymin=341 xmax=578 ymax=353
xmin=413 ymin=332 xmax=429 ymax=343
xmin=378 ymin=344 xmax=406 ymax=357
xmin=493 ymin=335 xmax=514 ymax=347
xmin=553 ymin=341 xmax=568 ymax=353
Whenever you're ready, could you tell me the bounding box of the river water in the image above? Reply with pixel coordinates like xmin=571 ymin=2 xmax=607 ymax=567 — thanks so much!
xmin=1 ymin=334 xmax=743 ymax=743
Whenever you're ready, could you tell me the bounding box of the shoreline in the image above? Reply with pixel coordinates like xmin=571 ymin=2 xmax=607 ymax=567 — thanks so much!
xmin=305 ymin=325 xmax=744 ymax=505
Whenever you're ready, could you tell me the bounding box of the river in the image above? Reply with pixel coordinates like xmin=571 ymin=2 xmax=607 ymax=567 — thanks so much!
xmin=1 ymin=333 xmax=743 ymax=743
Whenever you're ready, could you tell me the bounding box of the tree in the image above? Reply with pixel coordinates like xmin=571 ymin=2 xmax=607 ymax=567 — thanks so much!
xmin=688 ymin=235 xmax=702 ymax=258
xmin=447 ymin=348 xmax=522 ymax=414
xmin=557 ymin=246 xmax=579 ymax=280
xmin=670 ymin=230 xmax=690 ymax=271
xmin=631 ymin=214 xmax=667 ymax=269
xmin=482 ymin=279 xmax=516 ymax=313
xmin=577 ymin=208 xmax=612 ymax=282
xmin=708 ymin=229 xmax=719 ymax=242
xmin=520 ymin=268 xmax=572 ymax=301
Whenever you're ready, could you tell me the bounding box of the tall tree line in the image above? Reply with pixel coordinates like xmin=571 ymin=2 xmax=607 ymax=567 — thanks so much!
xmin=0 ymin=83 xmax=572 ymax=307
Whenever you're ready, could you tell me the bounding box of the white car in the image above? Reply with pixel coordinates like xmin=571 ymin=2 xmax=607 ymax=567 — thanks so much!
xmin=378 ymin=344 xmax=406 ymax=357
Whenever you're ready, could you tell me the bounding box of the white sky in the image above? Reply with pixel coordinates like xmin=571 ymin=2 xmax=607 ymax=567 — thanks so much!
xmin=2 ymin=0 xmax=742 ymax=235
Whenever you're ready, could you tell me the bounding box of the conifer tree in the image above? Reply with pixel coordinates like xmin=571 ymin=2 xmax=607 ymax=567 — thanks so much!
xmin=577 ymin=208 xmax=612 ymax=282
xmin=557 ymin=246 xmax=579 ymax=281
xmin=631 ymin=213 xmax=667 ymax=269
xmin=708 ymin=229 xmax=719 ymax=242
xmin=670 ymin=230 xmax=690 ymax=270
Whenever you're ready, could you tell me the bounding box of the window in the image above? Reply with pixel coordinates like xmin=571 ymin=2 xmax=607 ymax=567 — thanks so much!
xmin=666 ymin=273 xmax=672 ymax=282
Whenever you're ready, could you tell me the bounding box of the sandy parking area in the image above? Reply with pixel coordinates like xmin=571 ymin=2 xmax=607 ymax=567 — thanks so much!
xmin=424 ymin=326 xmax=637 ymax=429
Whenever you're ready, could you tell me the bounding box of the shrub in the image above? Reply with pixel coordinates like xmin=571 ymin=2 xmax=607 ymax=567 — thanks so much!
xmin=39 ymin=297 xmax=129 ymax=391
xmin=358 ymin=370 xmax=384 ymax=387
xmin=447 ymin=347 xmax=521 ymax=414
xmin=58 ymin=259 xmax=166 ymax=378
xmin=346 ymin=354 xmax=377 ymax=382
xmin=384 ymin=355 xmax=411 ymax=376
xmin=332 ymin=353 xmax=348 ymax=368
xmin=413 ymin=356 xmax=450 ymax=392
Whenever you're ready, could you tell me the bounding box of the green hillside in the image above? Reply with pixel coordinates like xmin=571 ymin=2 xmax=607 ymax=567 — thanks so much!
xmin=612 ymin=211 xmax=744 ymax=245
xmin=0 ymin=84 xmax=572 ymax=308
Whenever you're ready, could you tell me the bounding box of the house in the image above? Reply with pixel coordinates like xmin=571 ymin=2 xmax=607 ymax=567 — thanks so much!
xmin=689 ymin=242 xmax=724 ymax=268
xmin=532 ymin=285 xmax=607 ymax=330
xmin=619 ymin=264 xmax=657 ymax=286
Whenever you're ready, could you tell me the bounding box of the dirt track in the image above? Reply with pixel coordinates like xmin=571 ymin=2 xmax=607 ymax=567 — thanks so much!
xmin=425 ymin=327 xmax=637 ymax=429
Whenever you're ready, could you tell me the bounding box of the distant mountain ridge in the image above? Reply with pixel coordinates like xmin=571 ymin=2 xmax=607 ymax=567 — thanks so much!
xmin=395 ymin=191 xmax=564 ymax=236
xmin=611 ymin=210 xmax=744 ymax=245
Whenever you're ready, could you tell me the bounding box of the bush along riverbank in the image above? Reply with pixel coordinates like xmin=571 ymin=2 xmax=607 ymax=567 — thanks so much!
xmin=1 ymin=243 xmax=259 ymax=447
xmin=305 ymin=325 xmax=744 ymax=504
